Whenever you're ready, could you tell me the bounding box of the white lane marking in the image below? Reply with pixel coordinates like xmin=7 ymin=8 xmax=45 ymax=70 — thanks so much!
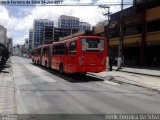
xmin=103 ymin=80 xmax=120 ymax=85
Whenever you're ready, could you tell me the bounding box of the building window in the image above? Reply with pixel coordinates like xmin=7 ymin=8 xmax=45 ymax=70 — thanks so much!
xmin=124 ymin=25 xmax=141 ymax=36
xmin=136 ymin=3 xmax=146 ymax=12
xmin=147 ymin=19 xmax=160 ymax=32
xmin=123 ymin=6 xmax=137 ymax=17
xmin=109 ymin=30 xmax=119 ymax=38
xmin=147 ymin=0 xmax=160 ymax=9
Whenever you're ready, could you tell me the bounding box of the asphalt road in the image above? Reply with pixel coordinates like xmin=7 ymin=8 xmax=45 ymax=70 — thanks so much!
xmin=12 ymin=56 xmax=160 ymax=115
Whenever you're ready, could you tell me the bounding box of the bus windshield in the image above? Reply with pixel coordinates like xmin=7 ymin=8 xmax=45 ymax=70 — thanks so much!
xmin=81 ymin=38 xmax=104 ymax=52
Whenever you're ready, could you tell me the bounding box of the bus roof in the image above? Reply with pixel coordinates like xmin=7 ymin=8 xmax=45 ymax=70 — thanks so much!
xmin=52 ymin=35 xmax=106 ymax=44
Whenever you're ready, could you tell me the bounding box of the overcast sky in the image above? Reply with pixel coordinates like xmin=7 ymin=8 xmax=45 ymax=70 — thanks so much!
xmin=0 ymin=0 xmax=133 ymax=46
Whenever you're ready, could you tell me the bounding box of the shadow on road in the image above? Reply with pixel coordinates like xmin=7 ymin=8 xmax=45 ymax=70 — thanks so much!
xmin=31 ymin=63 xmax=104 ymax=83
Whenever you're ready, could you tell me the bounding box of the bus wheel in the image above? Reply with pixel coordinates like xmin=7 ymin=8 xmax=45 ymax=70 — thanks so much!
xmin=45 ymin=61 xmax=47 ymax=67
xmin=37 ymin=60 xmax=39 ymax=65
xmin=59 ymin=64 xmax=64 ymax=74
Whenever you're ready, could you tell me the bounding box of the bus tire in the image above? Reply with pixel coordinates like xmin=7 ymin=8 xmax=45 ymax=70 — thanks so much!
xmin=37 ymin=60 xmax=40 ymax=65
xmin=34 ymin=60 xmax=36 ymax=64
xmin=45 ymin=61 xmax=47 ymax=67
xmin=59 ymin=64 xmax=64 ymax=74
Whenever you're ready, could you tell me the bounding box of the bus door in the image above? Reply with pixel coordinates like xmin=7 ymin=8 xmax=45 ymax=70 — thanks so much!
xmin=48 ymin=45 xmax=52 ymax=68
xmin=80 ymin=38 xmax=106 ymax=66
xmin=45 ymin=47 xmax=50 ymax=67
xmin=67 ymin=41 xmax=77 ymax=73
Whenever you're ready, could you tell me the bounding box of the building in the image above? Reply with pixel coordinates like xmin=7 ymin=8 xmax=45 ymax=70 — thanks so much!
xmin=33 ymin=19 xmax=54 ymax=47
xmin=12 ymin=46 xmax=19 ymax=56
xmin=79 ymin=22 xmax=91 ymax=31
xmin=58 ymin=15 xmax=80 ymax=29
xmin=12 ymin=45 xmax=21 ymax=56
xmin=54 ymin=27 xmax=80 ymax=41
xmin=96 ymin=20 xmax=108 ymax=26
xmin=59 ymin=30 xmax=93 ymax=41
xmin=7 ymin=37 xmax=13 ymax=55
xmin=92 ymin=20 xmax=108 ymax=37
xmin=43 ymin=26 xmax=54 ymax=44
xmin=92 ymin=0 xmax=160 ymax=67
xmin=24 ymin=38 xmax=29 ymax=54
xmin=108 ymin=0 xmax=160 ymax=67
xmin=29 ymin=29 xmax=34 ymax=50
xmin=0 ymin=25 xmax=7 ymax=47
xmin=57 ymin=15 xmax=91 ymax=41
xmin=42 ymin=26 xmax=79 ymax=43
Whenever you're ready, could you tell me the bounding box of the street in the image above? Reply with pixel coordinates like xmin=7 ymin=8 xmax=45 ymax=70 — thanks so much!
xmin=10 ymin=56 xmax=160 ymax=114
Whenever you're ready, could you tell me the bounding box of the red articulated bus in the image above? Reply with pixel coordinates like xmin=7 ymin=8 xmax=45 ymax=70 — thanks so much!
xmin=32 ymin=36 xmax=107 ymax=74
xmin=32 ymin=46 xmax=41 ymax=65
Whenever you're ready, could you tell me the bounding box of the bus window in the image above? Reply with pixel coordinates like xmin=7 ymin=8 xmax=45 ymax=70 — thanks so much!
xmin=38 ymin=49 xmax=41 ymax=55
xmin=81 ymin=38 xmax=104 ymax=52
xmin=69 ymin=41 xmax=76 ymax=55
xmin=46 ymin=48 xmax=49 ymax=55
xmin=53 ymin=44 xmax=66 ymax=55
xmin=31 ymin=50 xmax=35 ymax=55
xmin=64 ymin=45 xmax=68 ymax=55
xmin=53 ymin=46 xmax=55 ymax=54
xmin=43 ymin=48 xmax=45 ymax=55
xmin=43 ymin=47 xmax=49 ymax=55
xmin=59 ymin=45 xmax=65 ymax=54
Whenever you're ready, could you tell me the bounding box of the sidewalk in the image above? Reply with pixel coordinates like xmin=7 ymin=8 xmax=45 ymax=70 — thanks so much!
xmin=0 ymin=59 xmax=16 ymax=114
xmin=112 ymin=66 xmax=160 ymax=77
xmin=93 ymin=66 xmax=160 ymax=92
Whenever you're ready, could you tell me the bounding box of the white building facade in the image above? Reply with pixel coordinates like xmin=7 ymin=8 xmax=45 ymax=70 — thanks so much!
xmin=29 ymin=29 xmax=34 ymax=49
xmin=7 ymin=37 xmax=13 ymax=54
xmin=79 ymin=22 xmax=91 ymax=31
xmin=0 ymin=25 xmax=7 ymax=47
xmin=58 ymin=15 xmax=80 ymax=29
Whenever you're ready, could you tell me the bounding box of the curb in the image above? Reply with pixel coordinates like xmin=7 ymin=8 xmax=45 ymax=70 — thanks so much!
xmin=119 ymin=70 xmax=160 ymax=77
xmin=98 ymin=70 xmax=160 ymax=93
xmin=111 ymin=68 xmax=160 ymax=77
xmin=104 ymin=74 xmax=160 ymax=93
xmin=113 ymin=77 xmax=160 ymax=93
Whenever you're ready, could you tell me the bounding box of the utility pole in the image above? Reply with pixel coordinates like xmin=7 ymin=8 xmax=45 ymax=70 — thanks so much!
xmin=116 ymin=0 xmax=124 ymax=70
xmin=106 ymin=6 xmax=111 ymax=69
xmin=99 ymin=2 xmax=132 ymax=70
xmin=99 ymin=5 xmax=111 ymax=68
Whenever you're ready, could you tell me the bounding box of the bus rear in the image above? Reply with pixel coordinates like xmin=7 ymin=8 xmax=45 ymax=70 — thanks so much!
xmin=76 ymin=36 xmax=107 ymax=73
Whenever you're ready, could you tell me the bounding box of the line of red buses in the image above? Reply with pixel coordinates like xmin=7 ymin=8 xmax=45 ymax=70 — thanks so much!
xmin=32 ymin=36 xmax=107 ymax=74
